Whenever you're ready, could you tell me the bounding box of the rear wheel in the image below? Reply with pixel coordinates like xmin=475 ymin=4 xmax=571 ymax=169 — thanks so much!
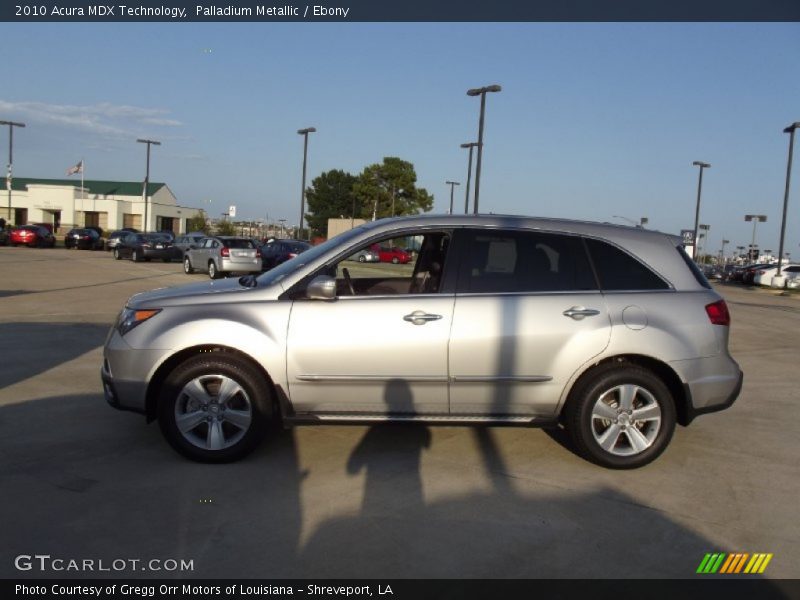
xmin=208 ymin=261 xmax=221 ymax=279
xmin=564 ymin=365 xmax=676 ymax=469
xmin=157 ymin=355 xmax=272 ymax=462
xmin=132 ymin=249 xmax=140 ymax=262
xmin=358 ymin=255 xmax=366 ymax=263
xmin=392 ymin=257 xmax=399 ymax=264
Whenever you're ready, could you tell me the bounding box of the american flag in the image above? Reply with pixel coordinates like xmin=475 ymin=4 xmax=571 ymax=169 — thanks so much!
xmin=66 ymin=160 xmax=83 ymax=176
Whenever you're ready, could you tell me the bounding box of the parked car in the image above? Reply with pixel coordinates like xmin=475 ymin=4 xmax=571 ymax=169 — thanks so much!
xmin=753 ymin=264 xmax=800 ymax=286
xmin=741 ymin=263 xmax=772 ymax=285
xmin=173 ymin=233 xmax=207 ymax=253
xmin=102 ymin=214 xmax=742 ymax=469
xmin=0 ymin=228 xmax=8 ymax=246
xmin=260 ymin=239 xmax=311 ymax=270
xmin=112 ymin=232 xmax=181 ymax=262
xmin=64 ymin=228 xmax=104 ymax=250
xmin=702 ymin=264 xmax=723 ymax=280
xmin=183 ymin=236 xmax=262 ymax=279
xmin=10 ymin=225 xmax=56 ymax=248
xmin=374 ymin=245 xmax=411 ymax=264
xmin=348 ymin=248 xmax=380 ymax=263
xmin=105 ymin=230 xmax=131 ymax=251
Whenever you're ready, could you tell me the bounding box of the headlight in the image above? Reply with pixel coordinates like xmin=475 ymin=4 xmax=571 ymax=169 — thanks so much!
xmin=117 ymin=307 xmax=161 ymax=336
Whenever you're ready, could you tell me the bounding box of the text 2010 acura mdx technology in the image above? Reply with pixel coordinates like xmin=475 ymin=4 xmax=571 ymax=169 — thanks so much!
xmin=102 ymin=214 xmax=742 ymax=469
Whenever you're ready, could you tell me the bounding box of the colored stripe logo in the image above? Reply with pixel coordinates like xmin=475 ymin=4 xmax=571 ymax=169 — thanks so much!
xmin=697 ymin=553 xmax=773 ymax=574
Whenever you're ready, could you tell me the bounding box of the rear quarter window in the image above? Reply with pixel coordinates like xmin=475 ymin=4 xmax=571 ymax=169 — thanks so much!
xmin=584 ymin=238 xmax=670 ymax=291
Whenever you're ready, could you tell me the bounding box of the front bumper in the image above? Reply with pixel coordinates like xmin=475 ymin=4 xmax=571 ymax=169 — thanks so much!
xmin=101 ymin=329 xmax=167 ymax=416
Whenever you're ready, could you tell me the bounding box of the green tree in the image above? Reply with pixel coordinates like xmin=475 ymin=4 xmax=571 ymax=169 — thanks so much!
xmin=214 ymin=219 xmax=237 ymax=236
xmin=353 ymin=157 xmax=433 ymax=221
xmin=186 ymin=210 xmax=210 ymax=234
xmin=304 ymin=169 xmax=358 ymax=238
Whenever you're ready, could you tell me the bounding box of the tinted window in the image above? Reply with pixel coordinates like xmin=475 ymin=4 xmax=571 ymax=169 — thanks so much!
xmin=458 ymin=230 xmax=597 ymax=293
xmin=223 ymin=239 xmax=255 ymax=249
xmin=585 ymin=238 xmax=670 ymax=291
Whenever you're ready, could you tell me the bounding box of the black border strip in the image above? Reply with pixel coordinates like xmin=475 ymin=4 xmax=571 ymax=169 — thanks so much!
xmin=3 ymin=0 xmax=800 ymax=23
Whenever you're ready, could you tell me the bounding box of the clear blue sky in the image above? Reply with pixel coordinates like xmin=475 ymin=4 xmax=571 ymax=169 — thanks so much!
xmin=1 ymin=22 xmax=799 ymax=255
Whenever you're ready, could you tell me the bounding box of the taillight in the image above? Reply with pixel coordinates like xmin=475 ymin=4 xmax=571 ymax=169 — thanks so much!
xmin=705 ymin=300 xmax=730 ymax=326
xmin=221 ymin=247 xmax=230 ymax=257
xmin=255 ymin=249 xmax=262 ymax=258
xmin=288 ymin=253 xmax=297 ymax=259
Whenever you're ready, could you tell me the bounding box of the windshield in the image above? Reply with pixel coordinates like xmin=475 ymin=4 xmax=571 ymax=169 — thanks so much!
xmin=256 ymin=226 xmax=368 ymax=286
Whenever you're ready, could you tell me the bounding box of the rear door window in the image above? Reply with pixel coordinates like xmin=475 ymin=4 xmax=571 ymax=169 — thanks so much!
xmin=456 ymin=229 xmax=597 ymax=293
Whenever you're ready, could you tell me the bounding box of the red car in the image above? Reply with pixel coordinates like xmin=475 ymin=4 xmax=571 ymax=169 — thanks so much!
xmin=10 ymin=225 xmax=56 ymax=248
xmin=373 ymin=245 xmax=411 ymax=264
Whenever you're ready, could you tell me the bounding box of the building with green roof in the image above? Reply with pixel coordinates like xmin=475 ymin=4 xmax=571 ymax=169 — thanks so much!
xmin=5 ymin=177 xmax=200 ymax=234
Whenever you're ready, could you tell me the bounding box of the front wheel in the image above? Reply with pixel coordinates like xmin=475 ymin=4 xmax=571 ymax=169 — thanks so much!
xmin=157 ymin=355 xmax=272 ymax=462
xmin=113 ymin=248 xmax=121 ymax=260
xmin=564 ymin=365 xmax=676 ymax=469
xmin=392 ymin=257 xmax=399 ymax=264
xmin=183 ymin=257 xmax=194 ymax=274
xmin=132 ymin=250 xmax=140 ymax=262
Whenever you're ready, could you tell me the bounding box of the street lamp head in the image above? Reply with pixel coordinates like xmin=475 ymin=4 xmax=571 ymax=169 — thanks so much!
xmin=783 ymin=122 xmax=800 ymax=133
xmin=446 ymin=181 xmax=460 ymax=186
xmin=692 ymin=161 xmax=711 ymax=168
xmin=467 ymin=84 xmax=502 ymax=96
xmin=297 ymin=127 xmax=316 ymax=135
xmin=0 ymin=120 xmax=26 ymax=128
xmin=136 ymin=138 xmax=161 ymax=145
xmin=460 ymin=142 xmax=478 ymax=149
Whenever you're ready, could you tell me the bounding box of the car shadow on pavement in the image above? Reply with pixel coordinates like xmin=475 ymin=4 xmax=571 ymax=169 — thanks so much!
xmin=0 ymin=322 xmax=110 ymax=388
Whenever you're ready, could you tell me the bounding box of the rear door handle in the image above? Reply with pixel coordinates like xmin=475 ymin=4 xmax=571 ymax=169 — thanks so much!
xmin=403 ymin=311 xmax=442 ymax=325
xmin=563 ymin=306 xmax=600 ymax=320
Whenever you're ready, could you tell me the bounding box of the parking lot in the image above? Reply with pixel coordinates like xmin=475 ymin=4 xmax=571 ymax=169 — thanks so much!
xmin=1 ymin=245 xmax=798 ymax=580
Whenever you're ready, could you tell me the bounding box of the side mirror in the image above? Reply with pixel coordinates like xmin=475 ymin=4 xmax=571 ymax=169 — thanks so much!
xmin=306 ymin=275 xmax=337 ymax=300
xmin=189 ymin=244 xmax=197 ymax=250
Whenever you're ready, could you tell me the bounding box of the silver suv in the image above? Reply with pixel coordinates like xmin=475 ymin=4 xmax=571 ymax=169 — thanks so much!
xmin=102 ymin=215 xmax=742 ymax=469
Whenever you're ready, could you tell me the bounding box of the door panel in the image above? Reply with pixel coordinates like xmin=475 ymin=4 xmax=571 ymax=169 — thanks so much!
xmin=287 ymin=296 xmax=454 ymax=414
xmin=448 ymin=293 xmax=610 ymax=416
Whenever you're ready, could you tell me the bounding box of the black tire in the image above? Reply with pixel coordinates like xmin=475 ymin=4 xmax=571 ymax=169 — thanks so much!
xmin=113 ymin=248 xmax=121 ymax=260
xmin=163 ymin=258 xmax=171 ymax=263
xmin=208 ymin=261 xmax=221 ymax=279
xmin=564 ymin=365 xmax=676 ymax=469
xmin=183 ymin=257 xmax=194 ymax=274
xmin=358 ymin=255 xmax=366 ymax=263
xmin=157 ymin=354 xmax=272 ymax=462
xmin=392 ymin=257 xmax=399 ymax=264
xmin=132 ymin=250 xmax=140 ymax=262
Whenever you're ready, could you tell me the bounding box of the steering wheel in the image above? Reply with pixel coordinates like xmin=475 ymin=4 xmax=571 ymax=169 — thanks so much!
xmin=342 ymin=267 xmax=356 ymax=296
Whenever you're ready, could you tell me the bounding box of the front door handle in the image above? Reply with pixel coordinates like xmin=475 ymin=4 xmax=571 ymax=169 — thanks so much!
xmin=563 ymin=306 xmax=601 ymax=320
xmin=403 ymin=311 xmax=443 ymax=325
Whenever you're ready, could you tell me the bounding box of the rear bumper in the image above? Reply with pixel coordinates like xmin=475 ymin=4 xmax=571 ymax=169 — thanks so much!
xmin=670 ymin=354 xmax=743 ymax=425
xmin=220 ymin=257 xmax=261 ymax=272
xmin=684 ymin=369 xmax=743 ymax=423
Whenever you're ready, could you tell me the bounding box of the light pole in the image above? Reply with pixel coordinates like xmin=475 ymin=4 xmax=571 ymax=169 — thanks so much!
xmin=1 ymin=120 xmax=26 ymax=223
xmin=278 ymin=219 xmax=286 ymax=238
xmin=297 ymin=127 xmax=316 ymax=240
xmin=137 ymin=138 xmax=161 ymax=232
xmin=467 ymin=84 xmax=501 ymax=214
xmin=719 ymin=238 xmax=730 ymax=265
xmin=736 ymin=245 xmax=745 ymax=261
xmin=613 ymin=215 xmax=648 ymax=228
xmin=445 ymin=181 xmax=460 ymax=214
xmin=460 ymin=142 xmax=478 ymax=214
xmin=776 ymin=122 xmax=800 ymax=280
xmin=745 ymin=214 xmax=767 ymax=261
xmin=692 ymin=161 xmax=711 ymax=261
